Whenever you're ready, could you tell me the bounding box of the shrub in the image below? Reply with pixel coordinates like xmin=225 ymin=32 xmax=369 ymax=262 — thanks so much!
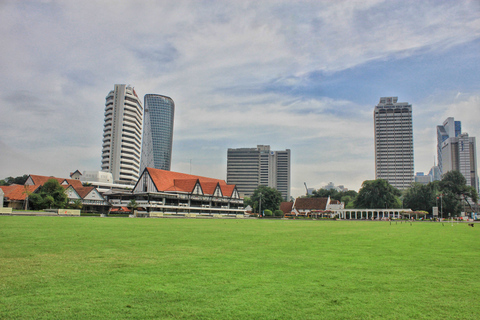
xmin=264 ymin=209 xmax=273 ymax=217
xmin=274 ymin=210 xmax=283 ymax=217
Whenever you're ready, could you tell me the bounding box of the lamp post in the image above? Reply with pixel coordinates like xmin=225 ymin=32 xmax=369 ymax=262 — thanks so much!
xmin=259 ymin=192 xmax=262 ymax=217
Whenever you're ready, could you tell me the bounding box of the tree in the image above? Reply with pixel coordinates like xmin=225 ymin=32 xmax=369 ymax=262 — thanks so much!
xmin=440 ymin=171 xmax=478 ymax=203
xmin=403 ymin=183 xmax=436 ymax=213
xmin=0 ymin=174 xmax=29 ymax=186
xmin=250 ymin=186 xmax=283 ymax=214
xmin=354 ymin=179 xmax=401 ymax=209
xmin=29 ymin=179 xmax=68 ymax=210
xmin=312 ymin=188 xmax=338 ymax=199
xmin=437 ymin=171 xmax=478 ymax=217
xmin=69 ymin=199 xmax=83 ymax=210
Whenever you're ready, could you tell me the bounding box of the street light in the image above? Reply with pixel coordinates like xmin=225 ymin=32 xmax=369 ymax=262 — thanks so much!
xmin=259 ymin=192 xmax=262 ymax=217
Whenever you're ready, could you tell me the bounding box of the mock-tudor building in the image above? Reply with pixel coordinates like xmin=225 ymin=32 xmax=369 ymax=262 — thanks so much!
xmin=25 ymin=174 xmax=109 ymax=213
xmin=106 ymin=168 xmax=244 ymax=215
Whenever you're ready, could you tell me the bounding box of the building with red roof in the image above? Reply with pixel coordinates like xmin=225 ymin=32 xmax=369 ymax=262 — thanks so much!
xmin=106 ymin=167 xmax=244 ymax=215
xmin=0 ymin=185 xmax=40 ymax=209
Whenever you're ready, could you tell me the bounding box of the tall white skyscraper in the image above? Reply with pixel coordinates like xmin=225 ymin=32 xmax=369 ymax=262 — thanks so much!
xmin=101 ymin=84 xmax=143 ymax=185
xmin=227 ymin=145 xmax=291 ymax=200
xmin=140 ymin=94 xmax=175 ymax=172
xmin=374 ymin=97 xmax=414 ymax=190
xmin=437 ymin=117 xmax=478 ymax=192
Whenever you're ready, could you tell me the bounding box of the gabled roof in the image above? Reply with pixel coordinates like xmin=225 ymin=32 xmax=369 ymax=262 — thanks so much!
xmin=28 ymin=175 xmax=83 ymax=188
xmin=70 ymin=170 xmax=82 ymax=177
xmin=73 ymin=186 xmax=95 ymax=199
xmin=166 ymin=179 xmax=199 ymax=193
xmin=0 ymin=185 xmax=40 ymax=201
xmin=219 ymin=185 xmax=235 ymax=197
xmin=145 ymin=168 xmax=227 ymax=192
xmin=280 ymin=201 xmax=294 ymax=213
xmin=293 ymin=197 xmax=329 ymax=210
xmin=201 ymin=182 xmax=220 ymax=195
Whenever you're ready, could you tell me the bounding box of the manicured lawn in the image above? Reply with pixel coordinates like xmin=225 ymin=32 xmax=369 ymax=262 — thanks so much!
xmin=0 ymin=216 xmax=479 ymax=319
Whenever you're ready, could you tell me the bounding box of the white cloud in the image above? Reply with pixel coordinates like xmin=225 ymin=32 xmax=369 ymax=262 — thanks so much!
xmin=0 ymin=0 xmax=479 ymax=197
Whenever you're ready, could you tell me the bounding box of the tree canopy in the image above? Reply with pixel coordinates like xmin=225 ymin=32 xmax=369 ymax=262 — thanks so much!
xmin=403 ymin=182 xmax=437 ymax=213
xmin=29 ymin=179 xmax=68 ymax=210
xmin=354 ymin=179 xmax=401 ymax=209
xmin=249 ymin=185 xmax=283 ymax=214
xmin=0 ymin=174 xmax=29 ymax=186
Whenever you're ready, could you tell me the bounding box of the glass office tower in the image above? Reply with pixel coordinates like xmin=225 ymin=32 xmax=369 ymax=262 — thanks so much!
xmin=140 ymin=94 xmax=175 ymax=172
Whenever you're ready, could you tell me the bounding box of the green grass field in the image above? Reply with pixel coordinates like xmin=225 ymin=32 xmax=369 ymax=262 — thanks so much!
xmin=1 ymin=216 xmax=479 ymax=319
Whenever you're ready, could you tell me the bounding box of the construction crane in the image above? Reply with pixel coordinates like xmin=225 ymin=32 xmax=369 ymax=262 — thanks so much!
xmin=304 ymin=182 xmax=308 ymax=196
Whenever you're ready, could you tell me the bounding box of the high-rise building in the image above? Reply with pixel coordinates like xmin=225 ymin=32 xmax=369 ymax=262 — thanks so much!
xmin=140 ymin=94 xmax=175 ymax=172
xmin=437 ymin=117 xmax=462 ymax=176
xmin=437 ymin=117 xmax=478 ymax=192
xmin=101 ymin=84 xmax=143 ymax=185
xmin=226 ymin=145 xmax=291 ymax=200
xmin=374 ymin=97 xmax=414 ymax=190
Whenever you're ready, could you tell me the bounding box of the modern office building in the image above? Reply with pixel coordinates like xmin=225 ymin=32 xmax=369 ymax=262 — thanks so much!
xmin=101 ymin=84 xmax=143 ymax=185
xmin=414 ymin=172 xmax=432 ymax=185
xmin=226 ymin=145 xmax=291 ymax=200
xmin=437 ymin=117 xmax=462 ymax=176
xmin=437 ymin=117 xmax=478 ymax=192
xmin=140 ymin=94 xmax=175 ymax=172
xmin=428 ymin=165 xmax=441 ymax=181
xmin=374 ymin=97 xmax=414 ymax=190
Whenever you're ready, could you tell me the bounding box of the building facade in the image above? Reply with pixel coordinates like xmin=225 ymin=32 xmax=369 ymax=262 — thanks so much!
xmin=438 ymin=118 xmax=478 ymax=192
xmin=101 ymin=84 xmax=143 ymax=185
xmin=140 ymin=94 xmax=175 ymax=172
xmin=226 ymin=145 xmax=291 ymax=200
xmin=107 ymin=168 xmax=244 ymax=215
xmin=374 ymin=97 xmax=414 ymax=190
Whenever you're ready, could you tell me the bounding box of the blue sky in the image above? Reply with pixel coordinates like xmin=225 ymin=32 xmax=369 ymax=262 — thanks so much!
xmin=0 ymin=0 xmax=479 ymax=197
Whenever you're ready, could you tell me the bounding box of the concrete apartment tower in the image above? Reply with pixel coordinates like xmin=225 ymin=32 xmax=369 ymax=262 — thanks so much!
xmin=226 ymin=145 xmax=291 ymax=200
xmin=374 ymin=97 xmax=414 ymax=190
xmin=437 ymin=117 xmax=478 ymax=192
xmin=140 ymin=94 xmax=175 ymax=172
xmin=101 ymin=84 xmax=143 ymax=185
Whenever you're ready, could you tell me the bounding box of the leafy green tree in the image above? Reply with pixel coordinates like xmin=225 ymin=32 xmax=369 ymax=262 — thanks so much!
xmin=436 ymin=171 xmax=478 ymax=217
xmin=250 ymin=185 xmax=283 ymax=214
xmin=403 ymin=183 xmax=437 ymax=213
xmin=273 ymin=209 xmax=284 ymax=217
xmin=354 ymin=179 xmax=401 ymax=209
xmin=440 ymin=171 xmax=478 ymax=203
xmin=128 ymin=199 xmax=138 ymax=211
xmin=69 ymin=199 xmax=83 ymax=210
xmin=312 ymin=188 xmax=338 ymax=199
xmin=29 ymin=179 xmax=68 ymax=210
xmin=0 ymin=174 xmax=28 ymax=186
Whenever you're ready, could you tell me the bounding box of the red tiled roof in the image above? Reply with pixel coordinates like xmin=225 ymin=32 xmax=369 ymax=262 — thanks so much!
xmin=201 ymin=182 xmax=219 ymax=195
xmin=0 ymin=185 xmax=39 ymax=201
xmin=294 ymin=197 xmax=329 ymax=210
xmin=29 ymin=175 xmax=83 ymax=188
xmin=170 ymin=179 xmax=199 ymax=193
xmin=280 ymin=202 xmax=294 ymax=213
xmin=73 ymin=186 xmax=95 ymax=199
xmin=145 ymin=168 xmax=227 ymax=192
xmin=219 ymin=185 xmax=235 ymax=197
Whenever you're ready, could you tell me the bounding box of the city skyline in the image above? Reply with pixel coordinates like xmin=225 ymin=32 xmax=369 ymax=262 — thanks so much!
xmin=0 ymin=1 xmax=479 ymax=198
